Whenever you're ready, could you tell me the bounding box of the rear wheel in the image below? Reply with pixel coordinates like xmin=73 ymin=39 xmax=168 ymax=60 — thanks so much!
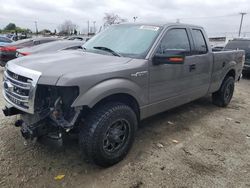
xmin=79 ymin=102 xmax=137 ymax=167
xmin=212 ymin=76 xmax=235 ymax=107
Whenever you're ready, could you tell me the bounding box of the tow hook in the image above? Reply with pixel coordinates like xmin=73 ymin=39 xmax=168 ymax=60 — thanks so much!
xmin=20 ymin=122 xmax=33 ymax=140
xmin=15 ymin=120 xmax=23 ymax=127
xmin=15 ymin=119 xmax=33 ymax=140
xmin=16 ymin=120 xmax=36 ymax=140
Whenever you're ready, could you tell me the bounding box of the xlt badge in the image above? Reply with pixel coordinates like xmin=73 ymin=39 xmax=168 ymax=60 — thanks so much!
xmin=131 ymin=71 xmax=148 ymax=77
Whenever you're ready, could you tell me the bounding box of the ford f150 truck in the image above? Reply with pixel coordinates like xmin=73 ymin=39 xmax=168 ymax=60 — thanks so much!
xmin=2 ymin=23 xmax=245 ymax=167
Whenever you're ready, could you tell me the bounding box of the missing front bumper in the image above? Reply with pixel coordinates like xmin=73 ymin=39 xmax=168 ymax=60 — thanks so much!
xmin=2 ymin=105 xmax=22 ymax=116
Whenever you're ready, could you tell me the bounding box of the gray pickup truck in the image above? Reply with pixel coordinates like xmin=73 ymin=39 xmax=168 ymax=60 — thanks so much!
xmin=2 ymin=23 xmax=244 ymax=167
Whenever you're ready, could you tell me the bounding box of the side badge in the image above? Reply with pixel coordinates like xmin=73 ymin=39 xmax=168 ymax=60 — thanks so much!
xmin=131 ymin=71 xmax=148 ymax=77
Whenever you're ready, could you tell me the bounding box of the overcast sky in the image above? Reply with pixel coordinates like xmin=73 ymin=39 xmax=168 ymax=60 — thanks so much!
xmin=0 ymin=0 xmax=250 ymax=37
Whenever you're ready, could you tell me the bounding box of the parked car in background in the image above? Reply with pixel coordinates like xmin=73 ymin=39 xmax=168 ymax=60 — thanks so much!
xmin=224 ymin=38 xmax=250 ymax=75
xmin=16 ymin=40 xmax=85 ymax=57
xmin=0 ymin=36 xmax=13 ymax=46
xmin=2 ymin=23 xmax=244 ymax=167
xmin=0 ymin=37 xmax=58 ymax=66
xmin=5 ymin=33 xmax=30 ymax=41
xmin=5 ymin=34 xmax=18 ymax=41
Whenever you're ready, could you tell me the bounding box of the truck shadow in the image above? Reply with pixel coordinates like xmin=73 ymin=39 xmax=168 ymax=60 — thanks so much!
xmin=135 ymin=96 xmax=220 ymax=149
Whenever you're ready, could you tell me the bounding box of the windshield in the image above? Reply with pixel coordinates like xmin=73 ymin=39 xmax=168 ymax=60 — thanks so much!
xmin=83 ymin=24 xmax=162 ymax=58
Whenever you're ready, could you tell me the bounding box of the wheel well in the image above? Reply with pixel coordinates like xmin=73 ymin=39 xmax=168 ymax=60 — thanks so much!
xmin=225 ymin=69 xmax=235 ymax=80
xmin=92 ymin=93 xmax=140 ymax=120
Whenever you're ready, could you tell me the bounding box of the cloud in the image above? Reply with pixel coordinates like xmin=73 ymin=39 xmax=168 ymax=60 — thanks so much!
xmin=0 ymin=0 xmax=249 ymax=36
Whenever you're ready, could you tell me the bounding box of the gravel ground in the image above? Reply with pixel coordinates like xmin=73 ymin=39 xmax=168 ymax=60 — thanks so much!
xmin=0 ymin=68 xmax=250 ymax=188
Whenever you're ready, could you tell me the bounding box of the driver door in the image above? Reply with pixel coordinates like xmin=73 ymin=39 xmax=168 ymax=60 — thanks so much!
xmin=148 ymin=27 xmax=196 ymax=115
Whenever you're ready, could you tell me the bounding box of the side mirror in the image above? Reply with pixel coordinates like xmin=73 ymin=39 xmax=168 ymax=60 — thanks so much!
xmin=152 ymin=53 xmax=185 ymax=65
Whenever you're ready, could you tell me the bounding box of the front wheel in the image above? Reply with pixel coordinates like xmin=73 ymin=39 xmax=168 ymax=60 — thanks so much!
xmin=79 ymin=102 xmax=137 ymax=167
xmin=212 ymin=76 xmax=235 ymax=107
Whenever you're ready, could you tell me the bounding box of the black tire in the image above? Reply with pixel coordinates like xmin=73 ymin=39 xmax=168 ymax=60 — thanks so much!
xmin=79 ymin=102 xmax=137 ymax=167
xmin=212 ymin=76 xmax=235 ymax=107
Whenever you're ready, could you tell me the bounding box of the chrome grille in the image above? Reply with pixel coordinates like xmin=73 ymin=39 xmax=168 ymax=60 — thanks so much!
xmin=3 ymin=61 xmax=41 ymax=114
xmin=3 ymin=70 xmax=31 ymax=109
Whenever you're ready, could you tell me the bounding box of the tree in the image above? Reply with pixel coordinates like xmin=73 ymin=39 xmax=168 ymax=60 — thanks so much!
xmin=103 ymin=13 xmax=127 ymax=28
xmin=4 ymin=23 xmax=16 ymax=31
xmin=74 ymin=29 xmax=77 ymax=35
xmin=58 ymin=20 xmax=78 ymax=35
xmin=39 ymin=29 xmax=51 ymax=34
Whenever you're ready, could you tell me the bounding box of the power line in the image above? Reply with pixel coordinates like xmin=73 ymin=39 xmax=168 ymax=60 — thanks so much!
xmin=1 ymin=12 xmax=246 ymax=25
xmin=177 ymin=13 xmax=244 ymax=22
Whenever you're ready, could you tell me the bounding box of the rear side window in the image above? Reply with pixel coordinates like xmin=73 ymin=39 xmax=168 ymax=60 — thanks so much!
xmin=192 ymin=29 xmax=208 ymax=54
xmin=157 ymin=28 xmax=191 ymax=54
xmin=34 ymin=41 xmax=41 ymax=45
xmin=43 ymin=39 xmax=56 ymax=43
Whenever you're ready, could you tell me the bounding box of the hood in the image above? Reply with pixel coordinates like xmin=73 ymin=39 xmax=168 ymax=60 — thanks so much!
xmin=17 ymin=40 xmax=84 ymax=54
xmin=8 ymin=50 xmax=132 ymax=85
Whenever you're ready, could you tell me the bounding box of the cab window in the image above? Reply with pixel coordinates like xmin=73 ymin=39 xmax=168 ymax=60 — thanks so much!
xmin=192 ymin=29 xmax=208 ymax=54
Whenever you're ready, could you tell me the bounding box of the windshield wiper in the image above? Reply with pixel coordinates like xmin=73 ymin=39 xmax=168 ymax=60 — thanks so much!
xmin=93 ymin=46 xmax=122 ymax=57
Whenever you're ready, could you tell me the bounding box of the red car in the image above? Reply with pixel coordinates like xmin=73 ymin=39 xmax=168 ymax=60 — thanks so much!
xmin=0 ymin=37 xmax=58 ymax=66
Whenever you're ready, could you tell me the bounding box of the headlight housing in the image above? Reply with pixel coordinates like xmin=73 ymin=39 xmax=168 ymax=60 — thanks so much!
xmin=34 ymin=85 xmax=79 ymax=117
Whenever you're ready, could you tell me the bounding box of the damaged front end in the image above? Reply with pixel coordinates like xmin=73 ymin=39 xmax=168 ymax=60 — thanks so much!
xmin=3 ymin=62 xmax=82 ymax=140
xmin=3 ymin=75 xmax=81 ymax=139
xmin=4 ymin=84 xmax=81 ymax=140
xmin=3 ymin=60 xmax=82 ymax=140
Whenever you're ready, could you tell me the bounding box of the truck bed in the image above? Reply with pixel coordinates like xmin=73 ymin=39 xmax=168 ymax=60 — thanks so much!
xmin=209 ymin=50 xmax=245 ymax=93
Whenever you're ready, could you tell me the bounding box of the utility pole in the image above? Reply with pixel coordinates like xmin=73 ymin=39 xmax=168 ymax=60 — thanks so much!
xmin=238 ymin=12 xmax=247 ymax=37
xmin=87 ymin=20 xmax=89 ymax=36
xmin=34 ymin=21 xmax=38 ymax=36
xmin=133 ymin=16 xmax=138 ymax=22
xmin=93 ymin=21 xmax=96 ymax=33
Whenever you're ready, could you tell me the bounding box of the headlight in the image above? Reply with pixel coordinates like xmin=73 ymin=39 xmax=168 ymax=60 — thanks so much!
xmin=34 ymin=85 xmax=79 ymax=113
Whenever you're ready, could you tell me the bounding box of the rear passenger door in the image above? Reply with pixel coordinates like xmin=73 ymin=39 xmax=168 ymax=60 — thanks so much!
xmin=185 ymin=28 xmax=213 ymax=98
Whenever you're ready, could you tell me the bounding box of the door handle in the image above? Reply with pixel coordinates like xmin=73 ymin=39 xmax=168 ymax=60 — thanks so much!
xmin=189 ymin=64 xmax=196 ymax=72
